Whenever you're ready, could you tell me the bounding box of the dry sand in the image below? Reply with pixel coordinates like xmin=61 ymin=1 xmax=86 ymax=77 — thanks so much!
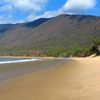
xmin=0 ymin=57 xmax=100 ymax=100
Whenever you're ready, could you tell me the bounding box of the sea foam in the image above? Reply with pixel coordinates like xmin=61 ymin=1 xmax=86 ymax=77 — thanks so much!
xmin=0 ymin=58 xmax=41 ymax=64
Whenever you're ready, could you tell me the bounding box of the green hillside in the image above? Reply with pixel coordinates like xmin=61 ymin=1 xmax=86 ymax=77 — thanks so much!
xmin=0 ymin=14 xmax=99 ymax=57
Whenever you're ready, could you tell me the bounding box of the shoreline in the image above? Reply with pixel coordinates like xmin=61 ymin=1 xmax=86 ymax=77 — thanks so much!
xmin=0 ymin=58 xmax=41 ymax=64
xmin=0 ymin=56 xmax=100 ymax=100
xmin=0 ymin=56 xmax=56 ymax=58
xmin=0 ymin=56 xmax=33 ymax=58
xmin=0 ymin=58 xmax=68 ymax=83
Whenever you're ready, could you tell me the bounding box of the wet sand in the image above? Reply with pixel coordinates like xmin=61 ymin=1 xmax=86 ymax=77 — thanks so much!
xmin=0 ymin=58 xmax=67 ymax=82
xmin=0 ymin=57 xmax=100 ymax=100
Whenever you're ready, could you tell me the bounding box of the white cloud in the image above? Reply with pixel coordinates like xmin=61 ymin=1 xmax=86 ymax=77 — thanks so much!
xmin=0 ymin=0 xmax=97 ymax=24
xmin=0 ymin=4 xmax=13 ymax=13
xmin=36 ymin=11 xmax=61 ymax=18
xmin=26 ymin=14 xmax=38 ymax=21
xmin=61 ymin=0 xmax=96 ymax=13
xmin=26 ymin=10 xmax=63 ymax=22
xmin=0 ymin=0 xmax=49 ymax=24
xmin=44 ymin=0 xmax=96 ymax=18
xmin=28 ymin=0 xmax=97 ymax=21
xmin=40 ymin=11 xmax=62 ymax=18
xmin=3 ymin=0 xmax=48 ymax=12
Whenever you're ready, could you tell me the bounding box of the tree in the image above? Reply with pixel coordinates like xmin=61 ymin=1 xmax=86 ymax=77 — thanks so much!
xmin=92 ymin=40 xmax=100 ymax=55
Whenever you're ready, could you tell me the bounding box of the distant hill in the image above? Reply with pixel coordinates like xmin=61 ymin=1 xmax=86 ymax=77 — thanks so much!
xmin=0 ymin=14 xmax=99 ymax=56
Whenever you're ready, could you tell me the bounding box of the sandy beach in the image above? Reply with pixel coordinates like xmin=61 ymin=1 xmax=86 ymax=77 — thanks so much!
xmin=0 ymin=56 xmax=100 ymax=100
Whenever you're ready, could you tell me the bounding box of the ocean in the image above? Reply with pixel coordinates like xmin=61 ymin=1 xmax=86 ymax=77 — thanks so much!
xmin=0 ymin=58 xmax=40 ymax=64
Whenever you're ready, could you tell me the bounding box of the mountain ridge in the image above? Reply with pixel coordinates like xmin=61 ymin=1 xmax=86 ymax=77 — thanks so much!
xmin=0 ymin=14 xmax=99 ymax=56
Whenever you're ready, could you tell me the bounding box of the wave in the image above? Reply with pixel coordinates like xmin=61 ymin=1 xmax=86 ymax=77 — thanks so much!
xmin=0 ymin=58 xmax=41 ymax=64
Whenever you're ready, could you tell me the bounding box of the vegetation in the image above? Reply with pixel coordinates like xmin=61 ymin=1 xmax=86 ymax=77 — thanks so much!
xmin=0 ymin=14 xmax=99 ymax=57
xmin=92 ymin=40 xmax=100 ymax=55
xmin=0 ymin=49 xmax=96 ymax=57
xmin=0 ymin=39 xmax=99 ymax=57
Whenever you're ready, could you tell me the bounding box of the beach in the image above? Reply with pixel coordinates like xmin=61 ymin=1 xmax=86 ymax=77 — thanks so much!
xmin=0 ymin=56 xmax=100 ymax=100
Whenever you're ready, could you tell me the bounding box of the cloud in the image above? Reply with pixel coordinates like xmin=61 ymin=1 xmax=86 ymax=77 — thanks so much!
xmin=61 ymin=0 xmax=97 ymax=14
xmin=0 ymin=0 xmax=49 ymax=24
xmin=0 ymin=0 xmax=97 ymax=24
xmin=28 ymin=0 xmax=97 ymax=21
xmin=26 ymin=10 xmax=63 ymax=22
xmin=36 ymin=11 xmax=61 ymax=18
xmin=37 ymin=0 xmax=97 ymax=19
xmin=3 ymin=0 xmax=48 ymax=12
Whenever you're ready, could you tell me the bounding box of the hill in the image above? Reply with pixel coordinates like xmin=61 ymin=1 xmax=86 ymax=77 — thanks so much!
xmin=0 ymin=14 xmax=99 ymax=56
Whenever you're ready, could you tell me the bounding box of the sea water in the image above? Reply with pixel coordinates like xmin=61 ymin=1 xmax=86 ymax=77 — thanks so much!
xmin=0 ymin=58 xmax=40 ymax=64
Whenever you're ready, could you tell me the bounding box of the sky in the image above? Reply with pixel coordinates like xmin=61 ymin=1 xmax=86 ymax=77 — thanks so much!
xmin=0 ymin=0 xmax=100 ymax=24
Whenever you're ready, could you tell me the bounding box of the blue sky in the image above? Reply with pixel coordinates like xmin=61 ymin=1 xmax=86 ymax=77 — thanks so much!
xmin=0 ymin=0 xmax=99 ymax=24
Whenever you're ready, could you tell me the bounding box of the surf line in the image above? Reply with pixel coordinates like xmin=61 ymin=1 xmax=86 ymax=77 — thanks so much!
xmin=0 ymin=59 xmax=41 ymax=64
